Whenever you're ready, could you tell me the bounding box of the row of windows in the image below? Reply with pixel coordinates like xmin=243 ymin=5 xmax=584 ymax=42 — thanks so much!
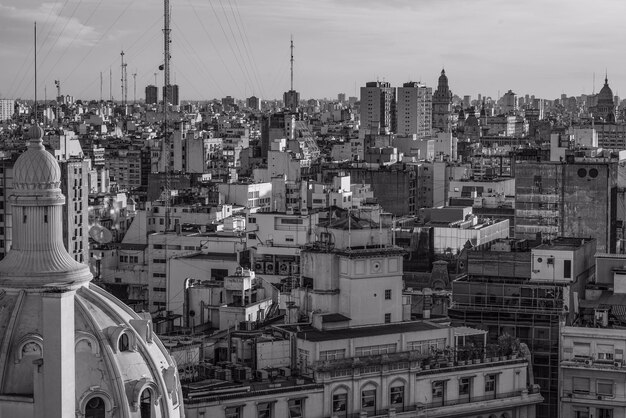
xmin=119 ymin=255 xmax=139 ymax=263
xmin=224 ymin=398 xmax=303 ymax=418
xmin=354 ymin=343 xmax=397 ymax=357
xmin=572 ymin=377 xmax=614 ymax=396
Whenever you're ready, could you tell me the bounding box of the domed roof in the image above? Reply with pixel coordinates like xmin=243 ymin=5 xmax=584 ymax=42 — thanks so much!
xmin=438 ymin=69 xmax=448 ymax=84
xmin=13 ymin=125 xmax=61 ymax=191
xmin=466 ymin=113 xmax=479 ymax=126
xmin=0 ymin=284 xmax=183 ymax=417
xmin=597 ymin=77 xmax=614 ymax=105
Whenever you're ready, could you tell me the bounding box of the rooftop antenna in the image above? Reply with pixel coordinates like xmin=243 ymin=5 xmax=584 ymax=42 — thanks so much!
xmin=132 ymin=71 xmax=137 ymax=104
xmin=109 ymin=67 xmax=112 ymax=101
xmin=290 ymin=35 xmax=294 ymax=91
xmin=162 ymin=0 xmax=172 ymax=232
xmin=34 ymin=22 xmax=37 ymax=124
xmin=100 ymin=71 xmax=103 ymax=102
xmin=120 ymin=51 xmax=127 ymax=107
xmin=593 ymin=72 xmax=595 ymax=95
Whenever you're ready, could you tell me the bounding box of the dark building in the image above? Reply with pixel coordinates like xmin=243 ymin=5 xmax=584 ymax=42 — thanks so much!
xmin=163 ymin=84 xmax=180 ymax=106
xmin=145 ymin=85 xmax=158 ymax=105
xmin=514 ymin=159 xmax=618 ymax=253
xmin=450 ymin=237 xmax=596 ymax=418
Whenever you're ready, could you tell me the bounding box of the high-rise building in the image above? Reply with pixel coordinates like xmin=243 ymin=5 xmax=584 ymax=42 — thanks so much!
xmin=163 ymin=84 xmax=179 ymax=106
xmin=0 ymin=99 xmax=14 ymax=121
xmin=514 ymin=159 xmax=619 ymax=253
xmin=359 ymin=81 xmax=396 ymax=138
xmin=396 ymin=82 xmax=433 ymax=139
xmin=246 ymin=95 xmax=260 ymax=111
xmin=500 ymin=90 xmax=518 ymax=114
xmin=283 ymin=90 xmax=300 ymax=111
xmin=432 ymin=69 xmax=453 ymax=133
xmin=337 ymin=92 xmax=346 ymax=103
xmin=145 ymin=84 xmax=158 ymax=104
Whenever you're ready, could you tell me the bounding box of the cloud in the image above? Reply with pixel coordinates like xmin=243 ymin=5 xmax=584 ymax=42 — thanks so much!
xmin=0 ymin=2 xmax=99 ymax=50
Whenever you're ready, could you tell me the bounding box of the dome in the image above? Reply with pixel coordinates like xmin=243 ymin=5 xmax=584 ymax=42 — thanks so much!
xmin=466 ymin=113 xmax=479 ymax=127
xmin=439 ymin=69 xmax=448 ymax=83
xmin=597 ymin=78 xmax=614 ymax=105
xmin=0 ymin=284 xmax=183 ymax=417
xmin=13 ymin=125 xmax=61 ymax=191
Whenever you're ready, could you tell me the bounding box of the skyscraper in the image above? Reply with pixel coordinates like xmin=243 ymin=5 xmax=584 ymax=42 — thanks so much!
xmin=432 ymin=69 xmax=453 ymax=133
xmin=359 ymin=81 xmax=396 ymax=138
xmin=396 ymin=82 xmax=433 ymax=139
xmin=145 ymin=84 xmax=158 ymax=104
xmin=162 ymin=84 xmax=179 ymax=106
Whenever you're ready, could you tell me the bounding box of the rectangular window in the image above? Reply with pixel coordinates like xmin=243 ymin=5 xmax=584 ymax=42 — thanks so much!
xmin=564 ymin=259 xmax=572 ymax=279
xmin=257 ymin=402 xmax=272 ymax=418
xmin=319 ymin=349 xmax=345 ymax=361
xmin=288 ymin=399 xmax=303 ymax=418
xmin=573 ymin=342 xmax=591 ymax=358
xmin=573 ymin=377 xmax=590 ymax=394
xmin=459 ymin=377 xmax=471 ymax=396
xmin=225 ymin=406 xmax=241 ymax=418
xmin=153 ymin=287 xmax=166 ymax=292
xmin=385 ymin=289 xmax=391 ymax=300
xmin=153 ymin=259 xmax=166 ymax=264
xmin=332 ymin=393 xmax=347 ymax=416
xmin=355 ymin=344 xmax=396 ymax=357
xmin=361 ymin=389 xmax=376 ymax=410
xmin=597 ymin=344 xmax=615 ymax=361
xmin=597 ymin=380 xmax=614 ymax=396
xmin=485 ymin=374 xmax=496 ymax=393
xmin=598 ymin=408 xmax=613 ymax=418
xmin=384 ymin=313 xmax=391 ymax=323
xmin=390 ymin=386 xmax=404 ymax=406
xmin=153 ymin=273 xmax=166 ymax=278
xmin=432 ymin=381 xmax=444 ymax=399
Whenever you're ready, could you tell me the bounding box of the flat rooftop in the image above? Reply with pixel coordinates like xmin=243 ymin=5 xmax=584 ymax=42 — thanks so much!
xmin=535 ymin=237 xmax=593 ymax=251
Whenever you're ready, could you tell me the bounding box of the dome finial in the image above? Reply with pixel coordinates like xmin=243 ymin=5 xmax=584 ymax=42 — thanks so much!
xmin=27 ymin=124 xmax=44 ymax=150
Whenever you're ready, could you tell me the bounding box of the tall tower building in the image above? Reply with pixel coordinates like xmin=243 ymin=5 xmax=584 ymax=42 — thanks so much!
xmin=0 ymin=126 xmax=183 ymax=417
xmin=432 ymin=69 xmax=453 ymax=133
xmin=163 ymin=84 xmax=179 ymax=106
xmin=283 ymin=37 xmax=300 ymax=112
xmin=359 ymin=81 xmax=396 ymax=138
xmin=396 ymin=82 xmax=433 ymax=139
xmin=0 ymin=99 xmax=14 ymax=121
xmin=145 ymin=84 xmax=158 ymax=104
xmin=593 ymin=74 xmax=615 ymax=122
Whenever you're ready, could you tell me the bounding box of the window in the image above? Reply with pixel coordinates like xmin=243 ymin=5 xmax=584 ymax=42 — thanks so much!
xmin=597 ymin=344 xmax=615 ymax=361
xmin=572 ymin=377 xmax=590 ymax=394
xmin=385 ymin=289 xmax=391 ymax=300
xmin=385 ymin=313 xmax=391 ymax=323
xmin=153 ymin=259 xmax=166 ymax=264
xmin=118 ymin=333 xmax=130 ymax=352
xmin=332 ymin=393 xmax=347 ymax=416
xmin=598 ymin=408 xmax=613 ymax=418
xmin=319 ymin=349 xmax=345 ymax=361
xmin=257 ymin=402 xmax=272 ymax=418
xmin=288 ymin=399 xmax=303 ymax=418
xmin=564 ymin=259 xmax=572 ymax=279
xmin=597 ymin=380 xmax=614 ymax=396
xmin=225 ymin=406 xmax=242 ymax=418
xmin=85 ymin=397 xmax=106 ymax=418
xmin=140 ymin=390 xmax=152 ymax=418
xmin=361 ymin=389 xmax=376 ymax=411
xmin=355 ymin=344 xmax=396 ymax=356
xmin=432 ymin=381 xmax=444 ymax=399
xmin=485 ymin=374 xmax=496 ymax=393
xmin=153 ymin=273 xmax=166 ymax=278
xmin=407 ymin=338 xmax=446 ymax=355
xmin=459 ymin=377 xmax=471 ymax=396
xmin=573 ymin=342 xmax=591 ymax=358
xmin=574 ymin=408 xmax=590 ymax=418
xmin=153 ymin=287 xmax=166 ymax=292
xmin=390 ymin=386 xmax=404 ymax=407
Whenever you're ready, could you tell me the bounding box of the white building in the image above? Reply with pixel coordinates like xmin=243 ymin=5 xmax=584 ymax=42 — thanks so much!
xmin=396 ymin=82 xmax=433 ymax=140
xmin=0 ymin=99 xmax=14 ymax=121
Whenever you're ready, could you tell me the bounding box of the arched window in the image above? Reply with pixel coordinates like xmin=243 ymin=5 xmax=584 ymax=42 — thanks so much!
xmin=140 ymin=389 xmax=152 ymax=418
xmin=85 ymin=396 xmax=106 ymax=418
xmin=119 ymin=333 xmax=130 ymax=352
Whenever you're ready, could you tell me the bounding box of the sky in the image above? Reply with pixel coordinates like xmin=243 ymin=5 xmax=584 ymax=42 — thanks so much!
xmin=1 ymin=0 xmax=625 ymax=102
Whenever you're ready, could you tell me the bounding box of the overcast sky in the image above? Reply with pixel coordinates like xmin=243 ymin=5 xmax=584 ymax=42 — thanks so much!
xmin=1 ymin=0 xmax=624 ymax=102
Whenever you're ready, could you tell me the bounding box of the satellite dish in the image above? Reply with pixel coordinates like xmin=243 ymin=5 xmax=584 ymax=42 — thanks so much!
xmin=89 ymin=225 xmax=113 ymax=244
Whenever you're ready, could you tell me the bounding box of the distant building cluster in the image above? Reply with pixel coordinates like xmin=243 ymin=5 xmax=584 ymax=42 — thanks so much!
xmin=3 ymin=66 xmax=626 ymax=418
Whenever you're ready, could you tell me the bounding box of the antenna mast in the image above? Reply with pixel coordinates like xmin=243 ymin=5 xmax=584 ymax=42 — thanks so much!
xmin=290 ymin=35 xmax=294 ymax=91
xmin=133 ymin=71 xmax=137 ymax=104
xmin=109 ymin=67 xmax=112 ymax=101
xmin=120 ymin=51 xmax=128 ymax=108
xmin=163 ymin=0 xmax=172 ymax=231
xmin=100 ymin=72 xmax=103 ymax=102
xmin=34 ymin=22 xmax=37 ymax=124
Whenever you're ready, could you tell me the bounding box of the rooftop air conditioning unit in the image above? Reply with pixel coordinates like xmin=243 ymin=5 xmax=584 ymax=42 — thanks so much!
xmin=584 ymin=359 xmax=593 ymax=366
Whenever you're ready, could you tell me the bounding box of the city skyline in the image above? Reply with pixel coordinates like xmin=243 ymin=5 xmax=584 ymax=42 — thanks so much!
xmin=1 ymin=0 xmax=625 ymax=102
